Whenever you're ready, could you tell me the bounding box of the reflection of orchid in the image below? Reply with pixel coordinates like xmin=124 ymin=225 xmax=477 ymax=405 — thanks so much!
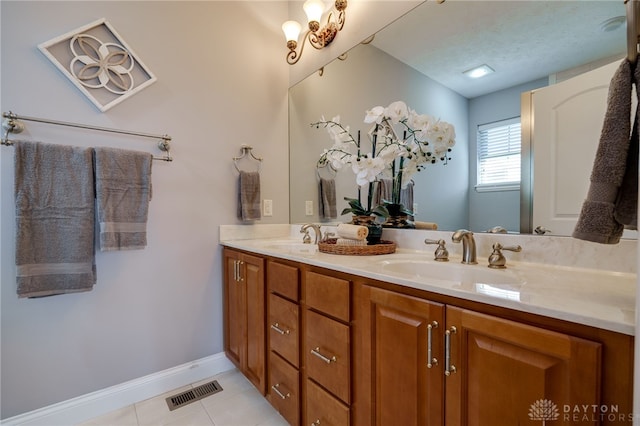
xmin=69 ymin=34 xmax=135 ymax=94
xmin=314 ymin=101 xmax=456 ymax=209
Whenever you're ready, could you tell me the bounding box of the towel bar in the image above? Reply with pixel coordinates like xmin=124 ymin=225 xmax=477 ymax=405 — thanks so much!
xmin=1 ymin=111 xmax=173 ymax=162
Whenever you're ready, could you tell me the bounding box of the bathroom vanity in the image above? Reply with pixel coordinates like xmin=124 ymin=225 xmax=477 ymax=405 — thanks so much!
xmin=221 ymin=227 xmax=635 ymax=425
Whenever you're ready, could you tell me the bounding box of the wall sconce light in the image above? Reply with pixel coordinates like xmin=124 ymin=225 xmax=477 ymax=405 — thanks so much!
xmin=282 ymin=0 xmax=347 ymax=65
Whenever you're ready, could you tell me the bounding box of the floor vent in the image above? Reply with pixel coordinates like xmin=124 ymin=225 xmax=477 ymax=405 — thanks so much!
xmin=165 ymin=380 xmax=223 ymax=411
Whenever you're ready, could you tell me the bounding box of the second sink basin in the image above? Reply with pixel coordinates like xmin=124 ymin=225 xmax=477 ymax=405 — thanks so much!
xmin=378 ymin=258 xmax=524 ymax=286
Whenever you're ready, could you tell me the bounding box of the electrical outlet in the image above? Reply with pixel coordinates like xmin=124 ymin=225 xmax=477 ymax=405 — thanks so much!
xmin=263 ymin=199 xmax=273 ymax=216
xmin=305 ymin=200 xmax=313 ymax=216
xmin=413 ymin=203 xmax=419 ymax=215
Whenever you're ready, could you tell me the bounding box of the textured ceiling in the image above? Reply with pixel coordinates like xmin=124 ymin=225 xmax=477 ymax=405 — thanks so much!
xmin=371 ymin=0 xmax=627 ymax=98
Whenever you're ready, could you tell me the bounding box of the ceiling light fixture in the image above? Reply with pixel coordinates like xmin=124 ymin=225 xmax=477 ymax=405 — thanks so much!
xmin=463 ymin=64 xmax=495 ymax=79
xmin=282 ymin=0 xmax=347 ymax=65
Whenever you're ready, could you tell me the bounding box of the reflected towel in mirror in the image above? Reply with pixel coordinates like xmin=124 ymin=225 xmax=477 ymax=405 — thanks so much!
xmin=319 ymin=177 xmax=337 ymax=219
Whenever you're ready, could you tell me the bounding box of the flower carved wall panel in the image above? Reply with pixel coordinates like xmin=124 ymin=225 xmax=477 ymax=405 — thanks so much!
xmin=39 ymin=18 xmax=156 ymax=112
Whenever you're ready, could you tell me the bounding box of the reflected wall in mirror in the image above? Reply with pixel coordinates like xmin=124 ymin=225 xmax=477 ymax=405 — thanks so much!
xmin=289 ymin=0 xmax=626 ymax=234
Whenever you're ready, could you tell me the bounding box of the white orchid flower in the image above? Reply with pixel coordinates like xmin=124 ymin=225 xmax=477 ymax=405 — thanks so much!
xmin=352 ymin=154 xmax=385 ymax=186
xmin=385 ymin=101 xmax=408 ymax=124
xmin=364 ymin=106 xmax=385 ymax=124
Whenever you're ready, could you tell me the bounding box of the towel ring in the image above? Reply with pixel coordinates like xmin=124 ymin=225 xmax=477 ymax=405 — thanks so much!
xmin=316 ymin=162 xmax=337 ymax=180
xmin=233 ymin=145 xmax=262 ymax=173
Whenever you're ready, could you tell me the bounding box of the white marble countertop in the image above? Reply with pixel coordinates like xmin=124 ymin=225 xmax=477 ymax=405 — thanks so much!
xmin=221 ymin=232 xmax=636 ymax=336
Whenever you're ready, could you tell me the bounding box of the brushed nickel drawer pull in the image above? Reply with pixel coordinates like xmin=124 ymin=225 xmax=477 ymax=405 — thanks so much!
xmin=237 ymin=260 xmax=244 ymax=282
xmin=311 ymin=420 xmax=321 ymax=426
xmin=311 ymin=347 xmax=336 ymax=364
xmin=270 ymin=323 xmax=290 ymax=335
xmin=444 ymin=326 xmax=457 ymax=376
xmin=427 ymin=320 xmax=439 ymax=368
xmin=271 ymin=383 xmax=290 ymax=399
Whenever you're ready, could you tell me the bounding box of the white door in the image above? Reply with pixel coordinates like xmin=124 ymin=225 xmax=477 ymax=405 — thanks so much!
xmin=527 ymin=60 xmax=637 ymax=238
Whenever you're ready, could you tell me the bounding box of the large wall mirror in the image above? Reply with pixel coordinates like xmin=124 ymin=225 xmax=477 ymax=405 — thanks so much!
xmin=289 ymin=0 xmax=626 ymax=234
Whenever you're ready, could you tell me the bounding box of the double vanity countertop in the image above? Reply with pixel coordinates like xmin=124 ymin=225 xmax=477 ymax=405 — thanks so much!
xmin=220 ymin=225 xmax=637 ymax=336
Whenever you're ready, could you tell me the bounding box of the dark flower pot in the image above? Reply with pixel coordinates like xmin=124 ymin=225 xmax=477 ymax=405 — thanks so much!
xmin=382 ymin=203 xmax=415 ymax=229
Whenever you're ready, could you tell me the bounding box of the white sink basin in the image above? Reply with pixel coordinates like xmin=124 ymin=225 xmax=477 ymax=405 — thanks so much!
xmin=262 ymin=242 xmax=318 ymax=255
xmin=378 ymin=258 xmax=524 ymax=286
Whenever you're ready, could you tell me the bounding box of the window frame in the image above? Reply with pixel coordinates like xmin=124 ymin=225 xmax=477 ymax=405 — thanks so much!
xmin=475 ymin=117 xmax=522 ymax=193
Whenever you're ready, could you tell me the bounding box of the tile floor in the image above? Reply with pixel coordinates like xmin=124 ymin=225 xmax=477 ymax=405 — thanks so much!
xmin=77 ymin=369 xmax=289 ymax=426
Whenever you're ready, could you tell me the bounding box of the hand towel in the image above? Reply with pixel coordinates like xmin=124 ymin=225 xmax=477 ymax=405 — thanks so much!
xmin=336 ymin=223 xmax=368 ymax=240
xmin=373 ymin=178 xmax=393 ymax=206
xmin=401 ymin=179 xmax=414 ymax=219
xmin=319 ymin=177 xmax=337 ymax=219
xmin=237 ymin=171 xmax=261 ymax=221
xmin=614 ymin=105 xmax=639 ymax=229
xmin=14 ymin=141 xmax=96 ymax=298
xmin=573 ymin=60 xmax=634 ymax=244
xmin=335 ymin=238 xmax=367 ymax=246
xmin=94 ymin=147 xmax=153 ymax=251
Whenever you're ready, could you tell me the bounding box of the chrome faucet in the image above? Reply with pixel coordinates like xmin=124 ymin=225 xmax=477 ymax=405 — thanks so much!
xmin=300 ymin=223 xmax=322 ymax=244
xmin=452 ymin=229 xmax=477 ymax=264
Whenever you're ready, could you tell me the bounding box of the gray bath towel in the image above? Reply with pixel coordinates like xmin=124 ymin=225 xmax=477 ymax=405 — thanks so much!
xmin=94 ymin=147 xmax=153 ymax=251
xmin=237 ymin=171 xmax=261 ymax=221
xmin=14 ymin=141 xmax=96 ymax=298
xmin=319 ymin=177 xmax=337 ymax=219
xmin=573 ymin=60 xmax=635 ymax=244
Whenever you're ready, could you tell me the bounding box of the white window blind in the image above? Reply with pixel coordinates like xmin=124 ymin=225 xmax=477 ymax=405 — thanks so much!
xmin=476 ymin=117 xmax=521 ymax=192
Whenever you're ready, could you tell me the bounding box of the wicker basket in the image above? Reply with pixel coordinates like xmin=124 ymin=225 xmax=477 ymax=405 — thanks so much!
xmin=318 ymin=238 xmax=396 ymax=256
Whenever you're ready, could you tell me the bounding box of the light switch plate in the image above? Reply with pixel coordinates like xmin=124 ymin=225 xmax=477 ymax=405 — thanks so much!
xmin=305 ymin=200 xmax=313 ymax=216
xmin=263 ymin=199 xmax=273 ymax=216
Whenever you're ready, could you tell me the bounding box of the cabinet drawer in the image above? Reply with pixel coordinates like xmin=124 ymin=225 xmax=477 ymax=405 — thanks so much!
xmin=269 ymin=293 xmax=299 ymax=367
xmin=305 ymin=379 xmax=349 ymax=426
xmin=305 ymin=271 xmax=350 ymax=321
xmin=267 ymin=353 xmax=300 ymax=426
xmin=305 ymin=309 xmax=350 ymax=403
xmin=268 ymin=261 xmax=299 ymax=301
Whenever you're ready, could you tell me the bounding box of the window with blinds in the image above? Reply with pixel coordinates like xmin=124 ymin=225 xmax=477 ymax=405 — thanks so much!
xmin=476 ymin=117 xmax=521 ymax=192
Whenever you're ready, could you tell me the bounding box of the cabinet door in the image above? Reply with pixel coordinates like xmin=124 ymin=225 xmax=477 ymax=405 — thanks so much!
xmin=354 ymin=284 xmax=445 ymax=426
xmin=223 ymin=249 xmax=266 ymax=395
xmin=445 ymin=306 xmax=602 ymax=425
xmin=224 ymin=249 xmax=244 ymax=368
xmin=243 ymin=253 xmax=266 ymax=394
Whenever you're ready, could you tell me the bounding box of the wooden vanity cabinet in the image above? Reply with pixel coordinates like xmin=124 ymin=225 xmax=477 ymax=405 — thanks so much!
xmin=266 ymin=260 xmax=301 ymax=426
xmin=223 ymin=248 xmax=266 ymax=394
xmin=355 ymin=284 xmax=605 ymax=426
xmin=222 ymin=249 xmax=633 ymax=426
xmin=303 ymin=270 xmax=352 ymax=426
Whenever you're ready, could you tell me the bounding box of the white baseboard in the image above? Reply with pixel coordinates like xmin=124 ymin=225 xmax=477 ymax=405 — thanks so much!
xmin=1 ymin=352 xmax=235 ymax=426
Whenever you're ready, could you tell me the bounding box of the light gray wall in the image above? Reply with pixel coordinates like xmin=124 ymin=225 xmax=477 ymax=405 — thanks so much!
xmin=0 ymin=1 xmax=288 ymax=418
xmin=290 ymin=44 xmax=469 ymax=230
xmin=468 ymin=78 xmax=548 ymax=232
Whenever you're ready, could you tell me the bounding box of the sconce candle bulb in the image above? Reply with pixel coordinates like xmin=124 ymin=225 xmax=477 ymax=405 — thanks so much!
xmin=283 ymin=0 xmax=348 ymax=65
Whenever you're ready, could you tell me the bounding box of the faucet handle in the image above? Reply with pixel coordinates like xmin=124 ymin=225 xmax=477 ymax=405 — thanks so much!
xmin=301 ymin=230 xmax=312 ymax=244
xmin=424 ymin=239 xmax=449 ymax=262
xmin=488 ymin=242 xmax=522 ymax=269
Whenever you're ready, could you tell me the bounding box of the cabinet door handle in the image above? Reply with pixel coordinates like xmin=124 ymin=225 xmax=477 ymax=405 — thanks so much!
xmin=271 ymin=383 xmax=290 ymax=399
xmin=427 ymin=320 xmax=439 ymax=368
xmin=444 ymin=326 xmax=457 ymax=376
xmin=310 ymin=347 xmax=336 ymax=364
xmin=237 ymin=261 xmax=244 ymax=282
xmin=270 ymin=322 xmax=290 ymax=335
xmin=311 ymin=420 xmax=321 ymax=426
